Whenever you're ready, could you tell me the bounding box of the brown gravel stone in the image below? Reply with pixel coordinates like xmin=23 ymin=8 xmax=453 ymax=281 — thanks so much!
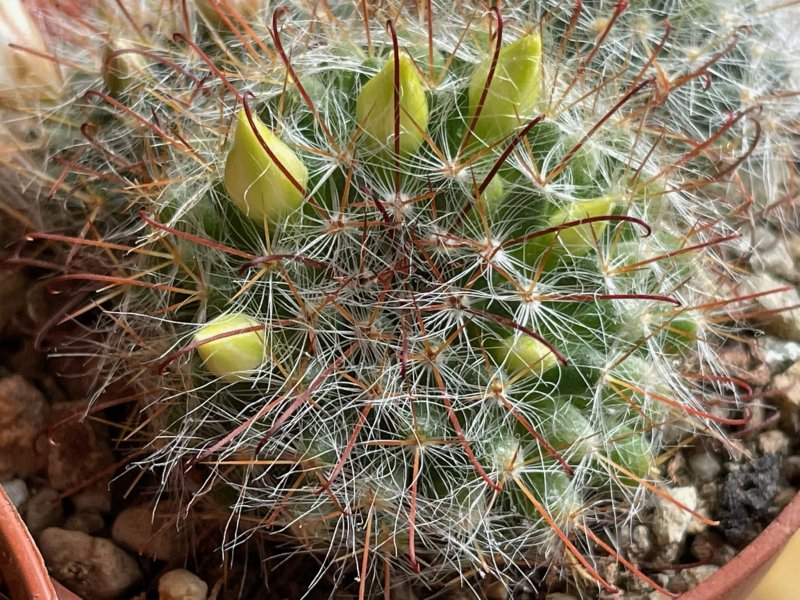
xmin=64 ymin=510 xmax=106 ymax=535
xmin=39 ymin=527 xmax=143 ymax=600
xmin=25 ymin=486 xmax=65 ymax=537
xmin=772 ymin=360 xmax=800 ymax=432
xmin=46 ymin=401 xmax=114 ymax=493
xmin=718 ymin=343 xmax=771 ymax=388
xmin=669 ymin=565 xmax=720 ymax=593
xmin=758 ymin=430 xmax=791 ymax=456
xmin=751 ymin=231 xmax=800 ymax=284
xmin=111 ymin=504 xmax=184 ymax=562
xmin=773 ymin=360 xmax=800 ymax=407
xmin=0 ymin=375 xmax=48 ymax=480
xmin=744 ymin=273 xmax=800 ymax=341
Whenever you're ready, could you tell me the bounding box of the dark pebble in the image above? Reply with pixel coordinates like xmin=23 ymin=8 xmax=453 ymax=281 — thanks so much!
xmin=717 ymin=454 xmax=781 ymax=545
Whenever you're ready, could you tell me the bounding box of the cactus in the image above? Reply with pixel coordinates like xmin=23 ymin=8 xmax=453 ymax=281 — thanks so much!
xmin=2 ymin=0 xmax=798 ymax=596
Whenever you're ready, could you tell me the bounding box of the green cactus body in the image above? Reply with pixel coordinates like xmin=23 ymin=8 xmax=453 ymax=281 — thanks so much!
xmin=4 ymin=0 xmax=798 ymax=596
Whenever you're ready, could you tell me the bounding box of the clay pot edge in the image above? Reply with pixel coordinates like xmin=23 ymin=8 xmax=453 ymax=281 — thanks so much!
xmin=678 ymin=491 xmax=800 ymax=600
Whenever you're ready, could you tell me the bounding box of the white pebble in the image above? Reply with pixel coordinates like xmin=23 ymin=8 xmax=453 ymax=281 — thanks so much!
xmin=652 ymin=486 xmax=698 ymax=546
xmin=758 ymin=430 xmax=791 ymax=456
xmin=158 ymin=569 xmax=208 ymax=600
xmin=688 ymin=451 xmax=722 ymax=482
xmin=1 ymin=478 xmax=29 ymax=508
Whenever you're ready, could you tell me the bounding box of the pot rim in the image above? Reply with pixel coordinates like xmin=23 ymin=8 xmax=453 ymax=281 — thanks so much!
xmin=678 ymin=491 xmax=800 ymax=600
xmin=0 ymin=485 xmax=57 ymax=600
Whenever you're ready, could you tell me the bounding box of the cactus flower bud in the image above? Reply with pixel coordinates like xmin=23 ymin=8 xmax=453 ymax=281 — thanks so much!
xmin=492 ymin=334 xmax=557 ymax=377
xmin=540 ymin=398 xmax=594 ymax=460
xmin=468 ymin=33 xmax=542 ymax=142
xmin=606 ymin=430 xmax=653 ymax=486
xmin=662 ymin=315 xmax=698 ymax=354
xmin=103 ymin=43 xmax=148 ymax=96
xmin=355 ymin=53 xmax=429 ymax=157
xmin=515 ymin=470 xmax=580 ymax=521
xmin=0 ymin=0 xmax=61 ymax=102
xmin=466 ymin=173 xmax=505 ymax=226
xmin=224 ymin=109 xmax=308 ymax=227
xmin=480 ymin=174 xmax=505 ymax=213
xmin=196 ymin=0 xmax=262 ymax=29
xmin=194 ymin=313 xmax=266 ymax=381
xmin=540 ymin=195 xmax=618 ymax=258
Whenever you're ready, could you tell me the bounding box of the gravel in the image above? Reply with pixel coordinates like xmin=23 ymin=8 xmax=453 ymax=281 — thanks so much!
xmin=1 ymin=478 xmax=29 ymax=508
xmin=158 ymin=569 xmax=208 ymax=600
xmin=688 ymin=451 xmax=723 ymax=483
xmin=0 ymin=375 xmax=49 ymax=480
xmin=718 ymin=454 xmax=782 ymax=545
xmin=38 ymin=527 xmax=143 ymax=600
xmin=111 ymin=504 xmax=184 ymax=562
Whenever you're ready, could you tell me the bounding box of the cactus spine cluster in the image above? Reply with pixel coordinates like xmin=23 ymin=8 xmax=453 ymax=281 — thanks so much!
xmin=2 ymin=0 xmax=799 ymax=596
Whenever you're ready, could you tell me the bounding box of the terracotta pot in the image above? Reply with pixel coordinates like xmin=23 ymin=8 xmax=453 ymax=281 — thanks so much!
xmin=0 ymin=486 xmax=81 ymax=600
xmin=0 ymin=485 xmax=56 ymax=599
xmin=679 ymin=491 xmax=800 ymax=600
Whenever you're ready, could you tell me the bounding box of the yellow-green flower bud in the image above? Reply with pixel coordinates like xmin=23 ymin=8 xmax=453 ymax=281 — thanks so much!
xmin=467 ymin=174 xmax=505 ymax=226
xmin=516 ymin=470 xmax=580 ymax=521
xmin=662 ymin=315 xmax=698 ymax=354
xmin=607 ymin=430 xmax=653 ymax=486
xmin=492 ymin=334 xmax=557 ymax=377
xmin=480 ymin=174 xmax=505 ymax=213
xmin=0 ymin=0 xmax=62 ymax=103
xmin=540 ymin=398 xmax=594 ymax=461
xmin=223 ymin=109 xmax=308 ymax=227
xmin=355 ymin=53 xmax=429 ymax=157
xmin=194 ymin=313 xmax=266 ymax=382
xmin=468 ymin=33 xmax=542 ymax=142
xmin=546 ymin=195 xmax=617 ymax=257
xmin=196 ymin=0 xmax=262 ymax=29
xmin=103 ymin=43 xmax=148 ymax=97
